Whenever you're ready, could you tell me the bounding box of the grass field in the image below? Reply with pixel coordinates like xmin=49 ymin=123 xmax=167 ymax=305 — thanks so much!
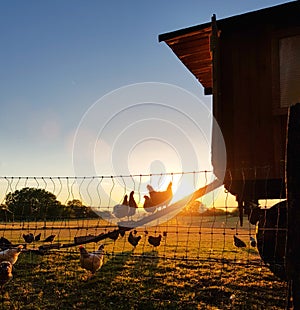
xmin=0 ymin=215 xmax=288 ymax=309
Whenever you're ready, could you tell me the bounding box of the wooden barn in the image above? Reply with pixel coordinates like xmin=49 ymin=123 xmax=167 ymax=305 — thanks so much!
xmin=159 ymin=1 xmax=300 ymax=206
xmin=160 ymin=3 xmax=300 ymax=305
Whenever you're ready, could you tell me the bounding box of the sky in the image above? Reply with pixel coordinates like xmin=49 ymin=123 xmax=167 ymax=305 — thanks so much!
xmin=0 ymin=1 xmax=292 ymax=209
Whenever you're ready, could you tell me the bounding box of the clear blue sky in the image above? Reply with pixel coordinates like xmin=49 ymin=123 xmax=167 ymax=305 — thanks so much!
xmin=0 ymin=0 xmax=290 ymax=177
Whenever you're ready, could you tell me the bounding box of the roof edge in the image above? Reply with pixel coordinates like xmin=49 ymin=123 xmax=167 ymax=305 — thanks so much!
xmin=158 ymin=1 xmax=299 ymax=42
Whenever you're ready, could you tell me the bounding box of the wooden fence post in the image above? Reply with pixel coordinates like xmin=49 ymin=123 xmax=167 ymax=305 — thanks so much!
xmin=286 ymin=102 xmax=300 ymax=309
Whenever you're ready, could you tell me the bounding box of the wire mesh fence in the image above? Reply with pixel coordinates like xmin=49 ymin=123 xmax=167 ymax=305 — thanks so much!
xmin=0 ymin=171 xmax=289 ymax=309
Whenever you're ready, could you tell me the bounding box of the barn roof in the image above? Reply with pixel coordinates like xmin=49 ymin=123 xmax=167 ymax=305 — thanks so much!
xmin=158 ymin=1 xmax=300 ymax=95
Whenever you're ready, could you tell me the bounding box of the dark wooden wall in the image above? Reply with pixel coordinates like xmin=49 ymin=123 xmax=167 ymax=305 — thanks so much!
xmin=214 ymin=23 xmax=287 ymax=200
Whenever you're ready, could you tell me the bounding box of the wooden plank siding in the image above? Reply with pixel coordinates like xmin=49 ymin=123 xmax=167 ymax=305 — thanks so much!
xmin=219 ymin=26 xmax=283 ymax=189
xmin=159 ymin=1 xmax=300 ymax=201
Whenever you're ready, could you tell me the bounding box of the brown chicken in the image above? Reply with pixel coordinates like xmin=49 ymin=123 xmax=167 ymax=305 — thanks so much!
xmin=122 ymin=194 xmax=129 ymax=206
xmin=128 ymin=191 xmax=138 ymax=217
xmin=147 ymin=182 xmax=173 ymax=208
xmin=79 ymin=244 xmax=105 ymax=274
xmin=0 ymin=245 xmax=23 ymax=265
xmin=143 ymin=195 xmax=156 ymax=213
xmin=0 ymin=261 xmax=13 ymax=289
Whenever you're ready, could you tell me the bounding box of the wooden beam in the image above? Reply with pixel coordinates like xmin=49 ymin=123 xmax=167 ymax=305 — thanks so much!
xmin=286 ymin=102 xmax=300 ymax=309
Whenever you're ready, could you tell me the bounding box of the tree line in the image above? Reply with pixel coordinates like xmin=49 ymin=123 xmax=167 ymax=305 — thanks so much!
xmin=0 ymin=187 xmax=98 ymax=221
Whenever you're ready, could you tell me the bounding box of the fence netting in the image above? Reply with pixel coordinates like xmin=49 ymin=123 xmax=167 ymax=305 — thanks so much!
xmin=0 ymin=171 xmax=288 ymax=309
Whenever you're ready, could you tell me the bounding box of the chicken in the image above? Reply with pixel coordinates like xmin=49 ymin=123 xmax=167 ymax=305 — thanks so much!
xmin=0 ymin=245 xmax=23 ymax=265
xmin=43 ymin=234 xmax=56 ymax=243
xmin=128 ymin=191 xmax=138 ymax=217
xmin=118 ymin=226 xmax=127 ymax=237
xmin=23 ymin=233 xmax=34 ymax=243
xmin=79 ymin=244 xmax=105 ymax=274
xmin=35 ymin=233 xmax=41 ymax=242
xmin=122 ymin=194 xmax=129 ymax=206
xmin=0 ymin=261 xmax=13 ymax=289
xmin=128 ymin=231 xmax=141 ymax=247
xmin=143 ymin=195 xmax=157 ymax=213
xmin=108 ymin=229 xmax=120 ymax=241
xmin=254 ymin=201 xmax=287 ymax=280
xmin=112 ymin=195 xmax=130 ymax=219
xmin=148 ymin=234 xmax=162 ymax=247
xmin=147 ymin=182 xmax=173 ymax=208
xmin=250 ymin=236 xmax=257 ymax=247
xmin=0 ymin=237 xmax=11 ymax=250
xmin=233 ymin=235 xmax=246 ymax=248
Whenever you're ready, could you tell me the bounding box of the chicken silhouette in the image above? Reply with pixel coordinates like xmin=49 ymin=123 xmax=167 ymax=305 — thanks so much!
xmin=148 ymin=234 xmax=162 ymax=247
xmin=23 ymin=233 xmax=34 ymax=243
xmin=108 ymin=229 xmax=120 ymax=241
xmin=128 ymin=191 xmax=138 ymax=217
xmin=0 ymin=245 xmax=23 ymax=265
xmin=79 ymin=244 xmax=105 ymax=274
xmin=43 ymin=234 xmax=56 ymax=243
xmin=0 ymin=237 xmax=11 ymax=250
xmin=250 ymin=236 xmax=257 ymax=247
xmin=233 ymin=235 xmax=246 ymax=248
xmin=147 ymin=182 xmax=173 ymax=208
xmin=128 ymin=231 xmax=141 ymax=247
xmin=255 ymin=201 xmax=287 ymax=280
xmin=35 ymin=233 xmax=41 ymax=242
xmin=0 ymin=261 xmax=13 ymax=290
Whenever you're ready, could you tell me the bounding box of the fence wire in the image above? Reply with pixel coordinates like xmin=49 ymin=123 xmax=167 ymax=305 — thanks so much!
xmin=0 ymin=171 xmax=289 ymax=309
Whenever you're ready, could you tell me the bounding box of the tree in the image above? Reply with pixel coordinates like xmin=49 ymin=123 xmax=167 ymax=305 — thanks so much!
xmin=179 ymin=200 xmax=207 ymax=216
xmin=4 ymin=187 xmax=63 ymax=221
xmin=66 ymin=199 xmax=98 ymax=219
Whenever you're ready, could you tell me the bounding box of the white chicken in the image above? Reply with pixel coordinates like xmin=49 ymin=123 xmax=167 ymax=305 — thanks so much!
xmin=79 ymin=244 xmax=105 ymax=274
xmin=112 ymin=195 xmax=129 ymax=219
xmin=0 ymin=245 xmax=23 ymax=265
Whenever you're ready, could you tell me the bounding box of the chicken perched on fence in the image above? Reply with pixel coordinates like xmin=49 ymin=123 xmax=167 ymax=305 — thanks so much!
xmin=113 ymin=193 xmax=138 ymax=219
xmin=128 ymin=191 xmax=138 ymax=217
xmin=143 ymin=195 xmax=156 ymax=213
xmin=145 ymin=182 xmax=173 ymax=211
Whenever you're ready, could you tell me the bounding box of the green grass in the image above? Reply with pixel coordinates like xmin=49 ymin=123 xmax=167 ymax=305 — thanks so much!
xmin=0 ymin=215 xmax=288 ymax=309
